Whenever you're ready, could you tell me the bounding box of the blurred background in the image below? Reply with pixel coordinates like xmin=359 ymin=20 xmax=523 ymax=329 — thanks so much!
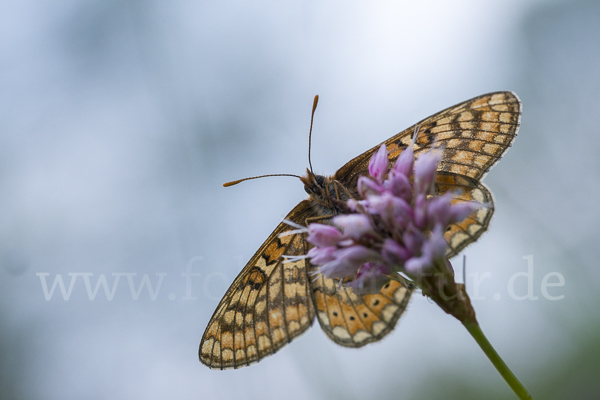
xmin=1 ymin=0 xmax=599 ymax=399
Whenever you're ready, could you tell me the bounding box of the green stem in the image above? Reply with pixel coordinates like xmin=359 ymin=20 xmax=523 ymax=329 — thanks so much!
xmin=462 ymin=320 xmax=532 ymax=400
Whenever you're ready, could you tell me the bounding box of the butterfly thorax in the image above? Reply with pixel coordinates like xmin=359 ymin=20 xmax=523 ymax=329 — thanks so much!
xmin=300 ymin=168 xmax=355 ymax=218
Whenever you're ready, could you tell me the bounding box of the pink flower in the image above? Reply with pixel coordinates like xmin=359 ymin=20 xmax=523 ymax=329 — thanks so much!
xmin=368 ymin=144 xmax=389 ymax=183
xmin=402 ymin=226 xmax=425 ymax=255
xmin=405 ymin=225 xmax=447 ymax=274
xmin=414 ymin=150 xmax=442 ymax=195
xmin=392 ymin=144 xmax=414 ymax=178
xmin=366 ymin=191 xmax=412 ymax=227
xmin=426 ymin=192 xmax=453 ymax=227
xmin=304 ymin=142 xmax=483 ymax=289
xmin=386 ymin=170 xmax=412 ymax=203
xmin=413 ymin=194 xmax=428 ymax=230
xmin=447 ymin=201 xmax=483 ymax=225
xmin=307 ymin=246 xmax=337 ymax=264
xmin=346 ymin=262 xmax=390 ymax=294
xmin=333 ymin=214 xmax=373 ymax=239
xmin=381 ymin=239 xmax=411 ymax=265
xmin=306 ymin=224 xmax=343 ymax=247
xmin=358 ymin=176 xmax=384 ymax=198
xmin=427 ymin=193 xmax=482 ymax=228
xmin=320 ymin=246 xmax=381 ymax=279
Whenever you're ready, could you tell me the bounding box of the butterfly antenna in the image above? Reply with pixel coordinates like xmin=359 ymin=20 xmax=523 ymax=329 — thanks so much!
xmin=308 ymin=95 xmax=319 ymax=175
xmin=223 ymin=174 xmax=302 ymax=187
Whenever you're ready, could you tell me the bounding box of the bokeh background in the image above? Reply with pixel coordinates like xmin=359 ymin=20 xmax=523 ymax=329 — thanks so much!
xmin=2 ymin=0 xmax=599 ymax=399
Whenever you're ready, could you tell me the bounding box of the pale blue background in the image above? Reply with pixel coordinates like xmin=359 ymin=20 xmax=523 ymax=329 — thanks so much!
xmin=1 ymin=0 xmax=599 ymax=399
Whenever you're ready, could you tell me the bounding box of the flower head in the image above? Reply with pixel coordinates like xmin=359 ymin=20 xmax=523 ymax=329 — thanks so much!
xmin=305 ymin=143 xmax=483 ymax=294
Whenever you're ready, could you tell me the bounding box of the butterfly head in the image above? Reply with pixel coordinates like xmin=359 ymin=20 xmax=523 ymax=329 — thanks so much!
xmin=300 ymin=168 xmax=352 ymax=213
xmin=300 ymin=169 xmax=324 ymax=194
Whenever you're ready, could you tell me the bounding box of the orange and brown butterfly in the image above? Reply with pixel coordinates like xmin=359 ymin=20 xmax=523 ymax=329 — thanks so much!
xmin=199 ymin=91 xmax=521 ymax=369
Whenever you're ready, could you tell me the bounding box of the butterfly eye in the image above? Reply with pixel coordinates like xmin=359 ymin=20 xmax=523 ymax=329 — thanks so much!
xmin=305 ymin=184 xmax=322 ymax=195
xmin=315 ymin=175 xmax=325 ymax=187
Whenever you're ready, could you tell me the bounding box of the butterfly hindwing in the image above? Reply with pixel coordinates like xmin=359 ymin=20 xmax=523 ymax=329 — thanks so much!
xmin=310 ymin=272 xmax=413 ymax=347
xmin=199 ymin=201 xmax=316 ymax=369
xmin=435 ymin=173 xmax=495 ymax=258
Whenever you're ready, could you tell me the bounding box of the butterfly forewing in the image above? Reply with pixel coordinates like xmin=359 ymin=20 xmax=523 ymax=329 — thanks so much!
xmin=199 ymin=201 xmax=317 ymax=369
xmin=334 ymin=91 xmax=520 ymax=255
xmin=200 ymin=91 xmax=521 ymax=368
xmin=334 ymin=91 xmax=521 ymax=187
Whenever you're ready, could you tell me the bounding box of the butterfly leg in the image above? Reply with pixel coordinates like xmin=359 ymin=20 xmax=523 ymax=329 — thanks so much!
xmin=304 ymin=215 xmax=335 ymax=226
xmin=332 ymin=180 xmax=356 ymax=202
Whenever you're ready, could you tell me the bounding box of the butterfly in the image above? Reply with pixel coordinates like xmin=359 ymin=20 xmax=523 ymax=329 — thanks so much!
xmin=199 ymin=91 xmax=521 ymax=369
